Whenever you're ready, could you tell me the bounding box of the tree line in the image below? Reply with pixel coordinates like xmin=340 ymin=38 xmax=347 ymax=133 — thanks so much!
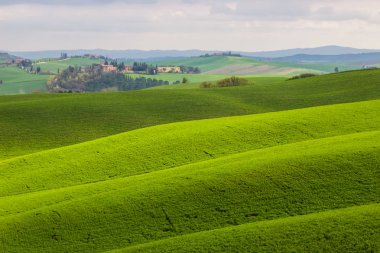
xmin=47 ymin=65 xmax=170 ymax=92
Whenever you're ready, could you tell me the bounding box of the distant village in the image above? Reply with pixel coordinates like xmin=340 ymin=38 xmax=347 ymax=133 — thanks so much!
xmin=1 ymin=52 xmax=200 ymax=75
xmin=99 ymin=62 xmax=183 ymax=74
xmin=60 ymin=53 xmax=200 ymax=75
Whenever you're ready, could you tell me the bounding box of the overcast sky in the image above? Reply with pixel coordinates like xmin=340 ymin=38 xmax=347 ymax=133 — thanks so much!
xmin=1 ymin=0 xmax=379 ymax=51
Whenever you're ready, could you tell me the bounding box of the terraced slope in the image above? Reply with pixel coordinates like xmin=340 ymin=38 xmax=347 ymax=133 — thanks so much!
xmin=0 ymin=69 xmax=379 ymax=160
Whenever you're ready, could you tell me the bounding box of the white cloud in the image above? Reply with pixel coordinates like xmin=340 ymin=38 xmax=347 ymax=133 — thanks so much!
xmin=0 ymin=0 xmax=379 ymax=51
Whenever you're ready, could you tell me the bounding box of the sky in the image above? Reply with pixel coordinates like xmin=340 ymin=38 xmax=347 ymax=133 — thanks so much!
xmin=0 ymin=0 xmax=380 ymax=51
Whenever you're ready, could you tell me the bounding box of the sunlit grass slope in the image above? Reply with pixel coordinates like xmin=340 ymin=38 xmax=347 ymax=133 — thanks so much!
xmin=0 ymin=67 xmax=49 ymax=95
xmin=130 ymin=74 xmax=284 ymax=87
xmin=0 ymin=68 xmax=379 ymax=253
xmin=110 ymin=204 xmax=379 ymax=253
xmin=0 ymin=69 xmax=379 ymax=160
xmin=0 ymin=131 xmax=378 ymax=252
xmin=0 ymin=99 xmax=379 ymax=196
xmin=146 ymin=56 xmax=323 ymax=74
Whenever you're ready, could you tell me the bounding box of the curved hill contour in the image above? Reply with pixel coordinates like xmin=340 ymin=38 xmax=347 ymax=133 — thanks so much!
xmin=0 ymin=69 xmax=379 ymax=252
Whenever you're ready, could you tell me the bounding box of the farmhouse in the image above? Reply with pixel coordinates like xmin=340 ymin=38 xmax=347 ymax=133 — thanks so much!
xmin=124 ymin=65 xmax=133 ymax=72
xmin=101 ymin=64 xmax=117 ymax=73
xmin=157 ymin=66 xmax=181 ymax=73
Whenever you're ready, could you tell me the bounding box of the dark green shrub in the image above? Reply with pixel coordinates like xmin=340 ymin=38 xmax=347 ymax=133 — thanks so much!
xmin=288 ymin=73 xmax=317 ymax=81
xmin=200 ymin=77 xmax=251 ymax=88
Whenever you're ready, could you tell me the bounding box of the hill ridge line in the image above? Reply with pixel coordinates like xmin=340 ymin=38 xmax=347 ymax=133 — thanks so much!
xmin=0 ymin=130 xmax=378 ymax=218
xmin=1 ymin=98 xmax=378 ymax=164
xmin=101 ymin=203 xmax=380 ymax=253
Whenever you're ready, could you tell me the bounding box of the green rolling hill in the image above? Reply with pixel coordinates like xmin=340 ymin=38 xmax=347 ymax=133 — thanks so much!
xmin=0 ymin=57 xmax=103 ymax=95
xmin=0 ymin=129 xmax=378 ymax=252
xmin=0 ymin=69 xmax=379 ymax=160
xmin=0 ymin=67 xmax=50 ymax=95
xmin=109 ymin=203 xmax=379 ymax=253
xmin=0 ymin=68 xmax=379 ymax=252
xmin=146 ymin=55 xmax=350 ymax=75
xmin=34 ymin=57 xmax=103 ymax=74
xmin=1 ymin=99 xmax=379 ymax=196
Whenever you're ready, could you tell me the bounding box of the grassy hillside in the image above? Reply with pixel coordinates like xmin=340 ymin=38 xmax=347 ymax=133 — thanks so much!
xmin=129 ymin=73 xmax=284 ymax=86
xmin=0 ymin=69 xmax=379 ymax=160
xmin=110 ymin=204 xmax=379 ymax=253
xmin=146 ymin=56 xmax=323 ymax=75
xmin=266 ymin=60 xmax=356 ymax=73
xmin=130 ymin=73 xmax=235 ymax=84
xmin=0 ymin=130 xmax=378 ymax=252
xmin=35 ymin=57 xmax=103 ymax=74
xmin=0 ymin=53 xmax=16 ymax=64
xmin=0 ymin=67 xmax=49 ymax=95
xmin=0 ymin=68 xmax=379 ymax=252
xmin=1 ymin=99 xmax=379 ymax=196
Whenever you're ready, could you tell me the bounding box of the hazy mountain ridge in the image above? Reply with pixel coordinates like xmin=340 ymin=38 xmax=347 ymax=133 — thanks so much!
xmin=262 ymin=52 xmax=380 ymax=66
xmin=6 ymin=46 xmax=380 ymax=60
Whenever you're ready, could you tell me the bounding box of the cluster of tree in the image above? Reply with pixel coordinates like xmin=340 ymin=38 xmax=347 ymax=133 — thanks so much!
xmin=81 ymin=54 xmax=106 ymax=60
xmin=131 ymin=62 xmax=157 ymax=74
xmin=17 ymin=59 xmax=32 ymax=69
xmin=200 ymin=76 xmax=250 ymax=88
xmin=105 ymin=60 xmax=126 ymax=72
xmin=179 ymin=66 xmax=201 ymax=74
xmin=60 ymin=52 xmax=68 ymax=59
xmin=86 ymin=74 xmax=169 ymax=91
xmin=172 ymin=78 xmax=189 ymax=84
xmin=132 ymin=62 xmax=149 ymax=72
xmin=47 ymin=65 xmax=170 ymax=92
xmin=287 ymin=73 xmax=318 ymax=81
xmin=200 ymin=51 xmax=242 ymax=57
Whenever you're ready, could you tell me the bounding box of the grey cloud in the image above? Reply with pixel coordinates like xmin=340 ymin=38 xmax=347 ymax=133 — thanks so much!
xmin=0 ymin=0 xmax=379 ymax=51
xmin=0 ymin=0 xmax=157 ymax=5
xmin=209 ymin=0 xmax=312 ymax=20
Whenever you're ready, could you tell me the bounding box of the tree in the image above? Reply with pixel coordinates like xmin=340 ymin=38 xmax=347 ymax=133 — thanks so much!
xmin=117 ymin=62 xmax=125 ymax=72
xmin=111 ymin=61 xmax=118 ymax=67
xmin=0 ymin=80 xmax=3 ymax=85
xmin=36 ymin=66 xmax=41 ymax=74
xmin=182 ymin=77 xmax=188 ymax=84
xmin=334 ymin=67 xmax=339 ymax=73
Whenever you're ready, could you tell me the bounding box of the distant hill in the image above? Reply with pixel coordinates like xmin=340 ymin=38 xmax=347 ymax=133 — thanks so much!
xmin=267 ymin=52 xmax=380 ymax=66
xmin=0 ymin=52 xmax=19 ymax=63
xmin=8 ymin=49 xmax=215 ymax=60
xmin=147 ymin=56 xmax=324 ymax=75
xmin=246 ymin=45 xmax=380 ymax=58
xmin=7 ymin=45 xmax=380 ymax=60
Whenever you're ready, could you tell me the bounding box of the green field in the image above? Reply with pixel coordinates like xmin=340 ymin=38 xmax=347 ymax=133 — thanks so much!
xmin=130 ymin=73 xmax=234 ymax=83
xmin=1 ymin=69 xmax=379 ymax=160
xmin=143 ymin=56 xmax=348 ymax=74
xmin=112 ymin=204 xmax=379 ymax=252
xmin=0 ymin=68 xmax=379 ymax=252
xmin=35 ymin=57 xmax=103 ymax=74
xmin=0 ymin=57 xmax=103 ymax=95
xmin=0 ymin=55 xmax=355 ymax=95
xmin=0 ymin=67 xmax=50 ymax=95
xmin=129 ymin=73 xmax=285 ymax=86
